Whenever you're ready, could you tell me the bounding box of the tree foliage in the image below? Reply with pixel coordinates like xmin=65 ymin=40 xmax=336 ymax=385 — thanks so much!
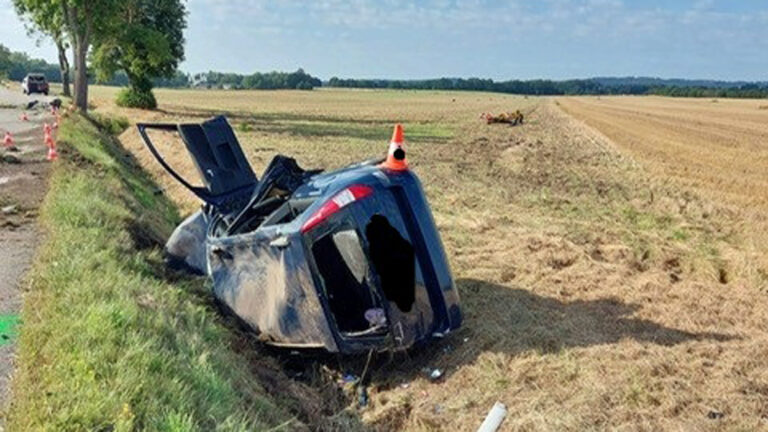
xmin=0 ymin=45 xmax=12 ymax=79
xmin=92 ymin=0 xmax=186 ymax=108
xmin=11 ymin=0 xmax=72 ymax=95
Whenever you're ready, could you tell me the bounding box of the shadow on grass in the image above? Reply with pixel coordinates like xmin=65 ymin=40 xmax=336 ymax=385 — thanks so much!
xmin=317 ymin=278 xmax=736 ymax=392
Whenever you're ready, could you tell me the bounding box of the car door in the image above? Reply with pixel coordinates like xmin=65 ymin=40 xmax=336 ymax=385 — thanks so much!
xmin=137 ymin=116 xmax=258 ymax=211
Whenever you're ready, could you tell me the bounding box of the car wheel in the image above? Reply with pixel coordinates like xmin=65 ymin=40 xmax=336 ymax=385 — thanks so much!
xmin=44 ymin=91 xmax=49 ymax=96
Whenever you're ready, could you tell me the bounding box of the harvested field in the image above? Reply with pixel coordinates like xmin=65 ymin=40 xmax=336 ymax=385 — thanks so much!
xmin=88 ymin=87 xmax=768 ymax=430
xmin=558 ymin=96 xmax=768 ymax=291
xmin=557 ymin=96 xmax=768 ymax=209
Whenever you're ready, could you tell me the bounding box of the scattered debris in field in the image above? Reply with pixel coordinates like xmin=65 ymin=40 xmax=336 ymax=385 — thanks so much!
xmin=357 ymin=385 xmax=369 ymax=407
xmin=481 ymin=110 xmax=524 ymax=125
xmin=428 ymin=368 xmax=443 ymax=381
xmin=477 ymin=401 xmax=507 ymax=432
xmin=707 ymin=410 xmax=725 ymax=420
xmin=342 ymin=374 xmax=357 ymax=384
xmin=1 ymin=153 xmax=21 ymax=164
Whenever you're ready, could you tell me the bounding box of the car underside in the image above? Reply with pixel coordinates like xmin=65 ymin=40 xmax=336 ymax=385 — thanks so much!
xmin=138 ymin=116 xmax=461 ymax=354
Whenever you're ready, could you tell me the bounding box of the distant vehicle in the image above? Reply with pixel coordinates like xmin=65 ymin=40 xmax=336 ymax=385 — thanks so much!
xmin=22 ymin=73 xmax=49 ymax=95
xmin=138 ymin=116 xmax=462 ymax=354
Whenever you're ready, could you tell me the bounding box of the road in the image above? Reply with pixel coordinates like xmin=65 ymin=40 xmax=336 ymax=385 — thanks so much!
xmin=0 ymin=84 xmax=56 ymax=414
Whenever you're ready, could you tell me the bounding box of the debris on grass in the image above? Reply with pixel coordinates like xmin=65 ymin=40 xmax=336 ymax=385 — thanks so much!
xmin=1 ymin=205 xmax=18 ymax=215
xmin=481 ymin=110 xmax=524 ymax=125
xmin=1 ymin=153 xmax=22 ymax=164
xmin=477 ymin=401 xmax=508 ymax=432
xmin=429 ymin=368 xmax=443 ymax=381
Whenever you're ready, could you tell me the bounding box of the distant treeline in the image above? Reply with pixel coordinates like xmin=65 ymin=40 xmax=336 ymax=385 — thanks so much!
xmin=3 ymin=43 xmax=767 ymax=97
xmin=2 ymin=44 xmax=321 ymax=90
xmin=190 ymin=69 xmax=322 ymax=90
xmin=648 ymin=85 xmax=768 ymax=98
xmin=0 ymin=44 xmax=61 ymax=82
xmin=97 ymin=69 xmax=323 ymax=90
xmin=327 ymin=76 xmax=768 ymax=98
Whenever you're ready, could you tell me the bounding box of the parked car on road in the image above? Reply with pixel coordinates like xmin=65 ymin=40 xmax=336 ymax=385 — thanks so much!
xmin=138 ymin=116 xmax=462 ymax=354
xmin=22 ymin=73 xmax=49 ymax=95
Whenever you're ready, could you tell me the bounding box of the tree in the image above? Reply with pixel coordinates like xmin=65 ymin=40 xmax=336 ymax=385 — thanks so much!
xmin=15 ymin=0 xmax=120 ymax=111
xmin=0 ymin=45 xmax=11 ymax=79
xmin=92 ymin=0 xmax=186 ymax=109
xmin=12 ymin=0 xmax=71 ymax=96
xmin=63 ymin=0 xmax=129 ymax=111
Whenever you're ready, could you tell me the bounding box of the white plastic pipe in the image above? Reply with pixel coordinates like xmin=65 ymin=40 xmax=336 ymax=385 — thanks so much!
xmin=477 ymin=401 xmax=508 ymax=432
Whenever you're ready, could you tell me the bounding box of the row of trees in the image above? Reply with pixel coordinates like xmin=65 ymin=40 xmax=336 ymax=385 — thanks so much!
xmin=0 ymin=47 xmax=321 ymax=92
xmin=191 ymin=69 xmax=322 ymax=90
xmin=0 ymin=44 xmax=60 ymax=82
xmin=0 ymin=45 xmax=191 ymax=89
xmin=326 ymin=77 xmax=768 ymax=98
xmin=12 ymin=0 xmax=187 ymax=111
xmin=649 ymin=86 xmax=768 ymax=98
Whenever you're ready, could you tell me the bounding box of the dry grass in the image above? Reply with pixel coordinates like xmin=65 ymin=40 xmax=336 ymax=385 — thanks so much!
xmin=558 ymin=96 xmax=768 ymax=291
xmin=89 ymin=86 xmax=768 ymax=431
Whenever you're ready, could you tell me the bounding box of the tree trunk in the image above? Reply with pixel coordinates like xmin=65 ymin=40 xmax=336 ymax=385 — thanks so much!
xmin=72 ymin=41 xmax=88 ymax=112
xmin=64 ymin=1 xmax=90 ymax=113
xmin=56 ymin=41 xmax=71 ymax=98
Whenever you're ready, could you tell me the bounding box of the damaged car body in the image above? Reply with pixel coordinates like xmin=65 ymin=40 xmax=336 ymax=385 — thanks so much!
xmin=137 ymin=116 xmax=461 ymax=354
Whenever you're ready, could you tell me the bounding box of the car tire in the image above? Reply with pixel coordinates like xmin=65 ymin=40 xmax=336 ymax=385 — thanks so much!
xmin=44 ymin=91 xmax=49 ymax=96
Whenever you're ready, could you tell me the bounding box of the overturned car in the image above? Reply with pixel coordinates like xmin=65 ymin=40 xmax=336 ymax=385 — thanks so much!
xmin=137 ymin=117 xmax=461 ymax=354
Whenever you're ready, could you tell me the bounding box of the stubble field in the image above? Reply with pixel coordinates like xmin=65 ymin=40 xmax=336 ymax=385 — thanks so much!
xmin=88 ymin=86 xmax=768 ymax=431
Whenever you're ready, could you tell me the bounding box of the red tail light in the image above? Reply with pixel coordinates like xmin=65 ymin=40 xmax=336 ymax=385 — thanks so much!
xmin=301 ymin=185 xmax=373 ymax=233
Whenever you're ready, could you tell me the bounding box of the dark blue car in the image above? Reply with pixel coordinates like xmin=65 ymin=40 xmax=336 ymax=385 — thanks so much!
xmin=138 ymin=116 xmax=461 ymax=353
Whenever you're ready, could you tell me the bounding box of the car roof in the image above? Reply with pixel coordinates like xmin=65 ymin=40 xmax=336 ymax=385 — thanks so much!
xmin=26 ymin=73 xmax=46 ymax=78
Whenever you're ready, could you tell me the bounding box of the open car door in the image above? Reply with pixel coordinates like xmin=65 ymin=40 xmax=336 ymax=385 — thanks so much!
xmin=137 ymin=116 xmax=257 ymax=212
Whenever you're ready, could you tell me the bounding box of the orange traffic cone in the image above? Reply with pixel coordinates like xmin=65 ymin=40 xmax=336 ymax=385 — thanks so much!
xmin=20 ymin=112 xmax=28 ymax=121
xmin=46 ymin=145 xmax=58 ymax=161
xmin=45 ymin=134 xmax=58 ymax=161
xmin=4 ymin=131 xmax=13 ymax=148
xmin=380 ymin=124 xmax=408 ymax=171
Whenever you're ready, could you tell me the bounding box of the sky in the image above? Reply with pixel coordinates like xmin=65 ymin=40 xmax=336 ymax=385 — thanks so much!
xmin=1 ymin=0 xmax=767 ymax=81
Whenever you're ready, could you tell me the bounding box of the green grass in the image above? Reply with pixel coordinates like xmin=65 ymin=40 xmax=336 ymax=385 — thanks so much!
xmin=7 ymin=114 xmax=303 ymax=431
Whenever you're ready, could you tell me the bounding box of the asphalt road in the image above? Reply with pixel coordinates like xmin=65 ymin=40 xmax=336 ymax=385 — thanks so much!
xmin=0 ymin=84 xmax=56 ymax=414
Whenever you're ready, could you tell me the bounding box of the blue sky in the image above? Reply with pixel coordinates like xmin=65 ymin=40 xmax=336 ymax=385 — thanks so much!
xmin=1 ymin=0 xmax=766 ymax=81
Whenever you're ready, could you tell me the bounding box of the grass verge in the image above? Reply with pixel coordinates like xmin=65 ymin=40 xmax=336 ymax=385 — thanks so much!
xmin=7 ymin=114 xmax=304 ymax=431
